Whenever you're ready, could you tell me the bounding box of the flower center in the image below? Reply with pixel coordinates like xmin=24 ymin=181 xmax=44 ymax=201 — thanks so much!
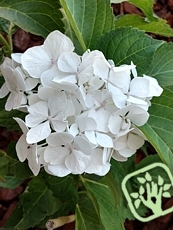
xmin=51 ymin=59 xmax=56 ymax=64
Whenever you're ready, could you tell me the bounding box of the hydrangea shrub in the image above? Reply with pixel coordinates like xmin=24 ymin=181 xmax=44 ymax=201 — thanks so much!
xmin=0 ymin=0 xmax=173 ymax=229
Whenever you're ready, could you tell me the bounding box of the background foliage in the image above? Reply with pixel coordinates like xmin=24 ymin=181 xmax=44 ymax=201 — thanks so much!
xmin=0 ymin=0 xmax=173 ymax=229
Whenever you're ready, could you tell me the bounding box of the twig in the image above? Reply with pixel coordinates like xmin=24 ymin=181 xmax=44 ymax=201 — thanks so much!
xmin=46 ymin=214 xmax=76 ymax=230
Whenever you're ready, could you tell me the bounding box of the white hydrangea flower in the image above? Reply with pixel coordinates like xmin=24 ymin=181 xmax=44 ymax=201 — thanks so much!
xmin=57 ymin=50 xmax=97 ymax=86
xmin=0 ymin=57 xmax=26 ymax=110
xmin=21 ymin=30 xmax=74 ymax=83
xmin=79 ymin=75 xmax=104 ymax=108
xmin=108 ymin=105 xmax=149 ymax=136
xmin=108 ymin=70 xmax=150 ymax=109
xmin=143 ymin=74 xmax=163 ymax=97
xmin=53 ymin=81 xmax=85 ymax=115
xmin=0 ymin=30 xmax=163 ymax=177
xmin=113 ymin=127 xmax=145 ymax=158
xmin=43 ymin=132 xmax=93 ymax=176
xmin=85 ymin=148 xmax=112 ymax=176
xmin=26 ymin=92 xmax=67 ymax=143
xmin=13 ymin=117 xmax=40 ymax=176
xmin=112 ymin=150 xmax=128 ymax=162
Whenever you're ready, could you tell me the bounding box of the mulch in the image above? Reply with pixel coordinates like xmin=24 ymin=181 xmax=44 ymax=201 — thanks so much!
xmin=0 ymin=0 xmax=173 ymax=229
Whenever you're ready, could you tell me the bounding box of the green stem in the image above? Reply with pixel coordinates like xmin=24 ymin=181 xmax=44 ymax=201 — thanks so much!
xmin=7 ymin=34 xmax=13 ymax=52
xmin=0 ymin=34 xmax=12 ymax=57
xmin=59 ymin=0 xmax=87 ymax=52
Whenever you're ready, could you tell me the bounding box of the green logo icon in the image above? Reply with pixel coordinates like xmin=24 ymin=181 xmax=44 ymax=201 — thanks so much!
xmin=122 ymin=163 xmax=173 ymax=222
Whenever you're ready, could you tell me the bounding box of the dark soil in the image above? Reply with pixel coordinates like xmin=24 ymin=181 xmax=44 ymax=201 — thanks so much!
xmin=1 ymin=0 xmax=173 ymax=229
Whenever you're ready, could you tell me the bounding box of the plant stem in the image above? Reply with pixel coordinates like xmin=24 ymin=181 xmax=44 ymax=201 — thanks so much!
xmin=46 ymin=214 xmax=76 ymax=230
xmin=7 ymin=34 xmax=13 ymax=52
xmin=0 ymin=34 xmax=12 ymax=57
xmin=59 ymin=0 xmax=87 ymax=52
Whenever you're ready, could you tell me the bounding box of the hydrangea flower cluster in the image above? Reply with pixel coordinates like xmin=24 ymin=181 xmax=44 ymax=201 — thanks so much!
xmin=0 ymin=30 xmax=163 ymax=177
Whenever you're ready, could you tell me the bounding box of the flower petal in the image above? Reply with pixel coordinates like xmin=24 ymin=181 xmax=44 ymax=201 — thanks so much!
xmin=46 ymin=132 xmax=73 ymax=147
xmin=51 ymin=119 xmax=67 ymax=132
xmin=44 ymin=146 xmax=69 ymax=164
xmin=127 ymin=106 xmax=149 ymax=126
xmin=95 ymin=108 xmax=110 ymax=132
xmin=130 ymin=77 xmax=149 ymax=97
xmin=112 ymin=151 xmax=127 ymax=162
xmin=143 ymin=75 xmax=163 ymax=97
xmin=5 ymin=91 xmax=23 ymax=111
xmin=85 ymin=148 xmax=110 ymax=176
xmin=58 ymin=52 xmax=80 ymax=73
xmin=96 ymin=132 xmax=113 ymax=147
xmin=93 ymin=58 xmax=109 ymax=80
xmin=44 ymin=30 xmax=74 ymax=60
xmin=26 ymin=114 xmax=47 ymax=128
xmin=127 ymin=132 xmax=145 ymax=150
xmin=85 ymin=130 xmax=97 ymax=145
xmin=76 ymin=117 xmax=97 ymax=132
xmin=109 ymin=69 xmax=131 ymax=93
xmin=48 ymin=91 xmax=67 ymax=117
xmin=25 ymin=77 xmax=38 ymax=91
xmin=113 ymin=135 xmax=127 ymax=150
xmin=110 ymin=86 xmax=127 ymax=108
xmin=118 ymin=148 xmax=135 ymax=157
xmin=69 ymin=123 xmax=79 ymax=137
xmin=13 ymin=117 xmax=28 ymax=134
xmin=108 ymin=113 xmax=122 ymax=135
xmin=65 ymin=149 xmax=92 ymax=174
xmin=27 ymin=144 xmax=40 ymax=176
xmin=21 ymin=46 xmax=51 ymax=78
xmin=16 ymin=134 xmax=30 ymax=161
xmin=28 ymin=100 xmax=48 ymax=116
xmin=26 ymin=120 xmax=51 ymax=143
xmin=73 ymin=136 xmax=92 ymax=156
xmin=0 ymin=83 xmax=9 ymax=98
xmin=46 ymin=164 xmax=71 ymax=177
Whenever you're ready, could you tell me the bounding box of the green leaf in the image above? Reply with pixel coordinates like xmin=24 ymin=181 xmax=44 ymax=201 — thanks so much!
xmin=0 ymin=0 xmax=64 ymax=38
xmin=114 ymin=14 xmax=173 ymax=37
xmin=76 ymin=192 xmax=100 ymax=230
xmin=135 ymin=155 xmax=162 ymax=170
xmin=0 ymin=17 xmax=16 ymax=35
xmin=43 ymin=173 xmax=79 ymax=212
xmin=109 ymin=159 xmax=136 ymax=221
xmin=104 ymin=170 xmax=122 ymax=207
xmin=0 ymin=109 xmax=25 ymax=130
xmin=0 ymin=150 xmax=9 ymax=180
xmin=112 ymin=0 xmax=156 ymax=20
xmin=140 ymin=89 xmax=173 ymax=173
xmin=147 ymin=43 xmax=173 ymax=87
xmin=4 ymin=176 xmax=61 ymax=229
xmin=2 ymin=204 xmax=24 ymax=229
xmin=128 ymin=0 xmax=156 ymax=21
xmin=96 ymin=27 xmax=163 ymax=75
xmin=111 ymin=0 xmax=126 ymax=3
xmin=0 ymin=142 xmax=33 ymax=180
xmin=0 ymin=95 xmax=25 ymax=130
xmin=0 ymin=176 xmax=23 ymax=189
xmin=59 ymin=0 xmax=114 ymax=53
xmin=82 ymin=177 xmax=125 ymax=230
